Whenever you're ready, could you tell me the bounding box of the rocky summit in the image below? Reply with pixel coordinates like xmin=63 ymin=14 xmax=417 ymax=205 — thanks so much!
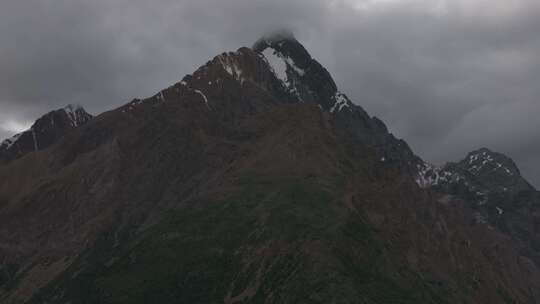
xmin=0 ymin=104 xmax=93 ymax=164
xmin=1 ymin=33 xmax=540 ymax=304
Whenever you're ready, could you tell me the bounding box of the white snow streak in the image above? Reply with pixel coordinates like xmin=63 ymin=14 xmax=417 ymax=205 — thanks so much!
xmin=218 ymin=54 xmax=246 ymax=84
xmin=63 ymin=104 xmax=83 ymax=127
xmin=194 ymin=89 xmax=210 ymax=108
xmin=31 ymin=129 xmax=38 ymax=151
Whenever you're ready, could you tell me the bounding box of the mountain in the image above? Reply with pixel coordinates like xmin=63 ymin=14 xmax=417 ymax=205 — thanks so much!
xmin=0 ymin=104 xmax=93 ymax=163
xmin=1 ymin=33 xmax=540 ymax=304
xmin=418 ymin=148 xmax=540 ymax=266
xmin=253 ymin=31 xmax=422 ymax=172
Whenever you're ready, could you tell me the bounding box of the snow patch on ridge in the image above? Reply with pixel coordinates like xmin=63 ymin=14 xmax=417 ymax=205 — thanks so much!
xmin=283 ymin=56 xmax=305 ymax=76
xmin=330 ymin=93 xmax=351 ymax=113
xmin=262 ymin=48 xmax=288 ymax=84
xmin=415 ymin=162 xmax=461 ymax=188
xmin=467 ymin=150 xmax=514 ymax=176
xmin=63 ymin=104 xmax=85 ymax=127
xmin=218 ymin=54 xmax=246 ymax=84
xmin=260 ymin=47 xmax=305 ymax=101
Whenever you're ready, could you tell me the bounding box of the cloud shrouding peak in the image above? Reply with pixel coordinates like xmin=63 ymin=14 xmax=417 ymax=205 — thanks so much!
xmin=0 ymin=0 xmax=539 ymax=186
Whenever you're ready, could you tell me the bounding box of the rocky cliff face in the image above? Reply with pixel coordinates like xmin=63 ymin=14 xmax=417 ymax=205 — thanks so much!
xmin=0 ymin=104 xmax=93 ymax=163
xmin=1 ymin=33 xmax=540 ymax=304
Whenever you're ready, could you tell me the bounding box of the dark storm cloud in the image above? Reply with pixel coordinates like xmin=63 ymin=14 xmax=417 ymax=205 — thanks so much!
xmin=324 ymin=1 xmax=540 ymax=186
xmin=0 ymin=0 xmax=325 ymax=133
xmin=1 ymin=0 xmax=539 ymax=186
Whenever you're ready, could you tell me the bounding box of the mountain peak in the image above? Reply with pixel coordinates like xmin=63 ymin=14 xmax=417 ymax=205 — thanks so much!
xmin=252 ymin=29 xmax=297 ymax=50
xmin=416 ymin=144 xmax=534 ymax=202
xmin=461 ymin=147 xmax=521 ymax=178
xmin=252 ymin=31 xmax=313 ymax=69
xmin=63 ymin=103 xmax=84 ymax=113
xmin=0 ymin=105 xmax=93 ymax=163
xmin=60 ymin=104 xmax=91 ymax=127
xmin=251 ymin=32 xmax=343 ymax=112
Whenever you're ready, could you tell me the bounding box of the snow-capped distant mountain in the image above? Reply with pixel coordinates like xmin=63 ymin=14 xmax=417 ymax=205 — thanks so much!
xmin=416 ymin=147 xmax=540 ymax=266
xmin=0 ymin=104 xmax=93 ymax=163
xmin=416 ymin=147 xmax=533 ymax=197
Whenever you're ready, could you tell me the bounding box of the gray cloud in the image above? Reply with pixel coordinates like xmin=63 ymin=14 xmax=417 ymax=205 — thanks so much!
xmin=0 ymin=0 xmax=539 ymax=187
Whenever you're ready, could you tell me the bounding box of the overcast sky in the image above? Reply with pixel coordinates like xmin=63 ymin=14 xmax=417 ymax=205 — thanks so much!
xmin=1 ymin=0 xmax=539 ymax=186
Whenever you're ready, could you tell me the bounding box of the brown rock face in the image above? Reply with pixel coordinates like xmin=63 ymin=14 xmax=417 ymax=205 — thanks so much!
xmin=1 ymin=34 xmax=540 ymax=303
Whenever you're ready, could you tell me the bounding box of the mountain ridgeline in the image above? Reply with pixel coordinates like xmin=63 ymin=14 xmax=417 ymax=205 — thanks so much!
xmin=1 ymin=33 xmax=540 ymax=303
xmin=0 ymin=105 xmax=93 ymax=163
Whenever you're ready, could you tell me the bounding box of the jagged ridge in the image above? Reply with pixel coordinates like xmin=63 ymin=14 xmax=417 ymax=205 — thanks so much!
xmin=0 ymin=104 xmax=93 ymax=163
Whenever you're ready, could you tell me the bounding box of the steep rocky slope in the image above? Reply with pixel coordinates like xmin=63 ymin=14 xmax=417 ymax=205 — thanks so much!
xmin=1 ymin=33 xmax=539 ymax=303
